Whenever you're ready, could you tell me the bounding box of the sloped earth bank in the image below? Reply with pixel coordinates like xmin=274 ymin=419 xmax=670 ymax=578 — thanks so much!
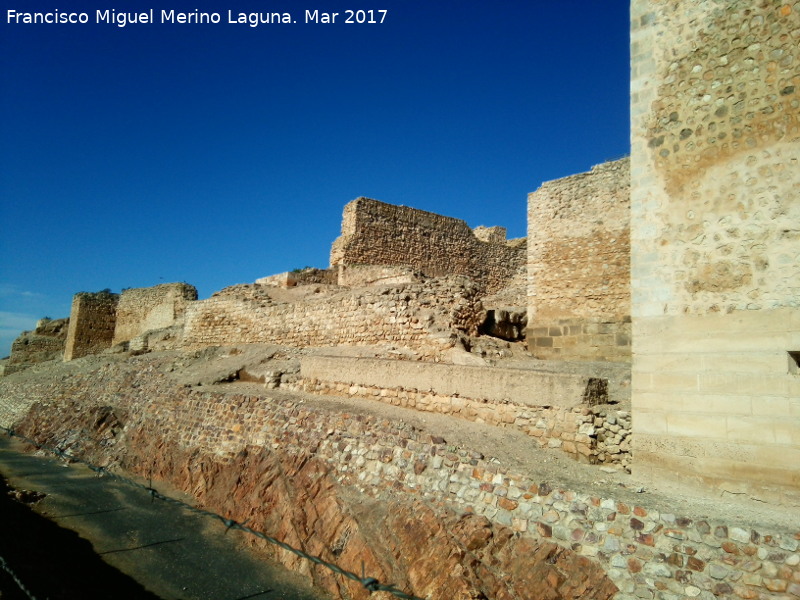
xmin=0 ymin=442 xmax=326 ymax=600
xmin=7 ymin=390 xmax=618 ymax=600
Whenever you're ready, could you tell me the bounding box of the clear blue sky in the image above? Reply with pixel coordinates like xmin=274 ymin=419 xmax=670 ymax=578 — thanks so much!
xmin=0 ymin=1 xmax=630 ymax=357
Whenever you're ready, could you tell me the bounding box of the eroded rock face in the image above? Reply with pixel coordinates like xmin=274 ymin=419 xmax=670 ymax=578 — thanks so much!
xmin=14 ymin=402 xmax=617 ymax=600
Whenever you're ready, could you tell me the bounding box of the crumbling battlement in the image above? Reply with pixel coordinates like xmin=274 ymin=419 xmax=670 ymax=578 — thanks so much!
xmin=63 ymin=291 xmax=119 ymax=361
xmin=527 ymin=158 xmax=630 ymax=362
xmin=255 ymin=268 xmax=337 ymax=288
xmin=182 ymin=276 xmax=484 ymax=356
xmin=113 ymin=282 xmax=197 ymax=346
xmin=60 ymin=283 xmax=199 ymax=362
xmin=330 ymin=197 xmax=526 ymax=295
xmin=2 ymin=318 xmax=69 ymax=375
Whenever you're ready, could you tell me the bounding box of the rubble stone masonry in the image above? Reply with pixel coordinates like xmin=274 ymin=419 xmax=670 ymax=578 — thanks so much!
xmin=255 ymin=268 xmax=337 ymax=288
xmin=1 ymin=358 xmax=797 ymax=600
xmin=527 ymin=158 xmax=631 ymax=362
xmin=113 ymin=282 xmax=197 ymax=345
xmin=330 ymin=197 xmax=526 ymax=295
xmin=2 ymin=318 xmax=69 ymax=375
xmin=297 ymin=356 xmax=631 ymax=469
xmin=63 ymin=291 xmax=119 ymax=361
xmin=182 ymin=276 xmax=483 ymax=356
xmin=630 ymin=0 xmax=800 ymax=505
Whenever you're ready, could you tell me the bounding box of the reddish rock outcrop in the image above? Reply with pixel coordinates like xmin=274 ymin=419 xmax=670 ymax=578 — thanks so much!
xmin=14 ymin=396 xmax=617 ymax=600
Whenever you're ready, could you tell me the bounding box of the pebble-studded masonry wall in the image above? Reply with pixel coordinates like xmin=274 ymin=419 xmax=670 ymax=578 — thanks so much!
xmin=113 ymin=282 xmax=197 ymax=345
xmin=1 ymin=356 xmax=797 ymax=600
xmin=295 ymin=376 xmax=632 ymax=469
xmin=181 ymin=276 xmax=484 ymax=356
xmin=630 ymin=0 xmax=800 ymax=503
xmin=527 ymin=158 xmax=631 ymax=362
xmin=632 ymin=2 xmax=800 ymax=317
xmin=329 ymin=197 xmax=526 ymax=295
xmin=63 ymin=291 xmax=119 ymax=361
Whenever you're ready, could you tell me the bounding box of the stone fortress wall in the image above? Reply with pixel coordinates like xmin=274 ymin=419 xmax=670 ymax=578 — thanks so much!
xmin=630 ymin=0 xmax=800 ymax=505
xmin=112 ymin=282 xmax=197 ymax=345
xmin=60 ymin=284 xmax=197 ymax=361
xmin=181 ymin=277 xmax=483 ymax=356
xmin=63 ymin=291 xmax=119 ymax=361
xmin=329 ymin=197 xmax=527 ymax=297
xmin=2 ymin=360 xmax=797 ymax=600
xmin=9 ymin=0 xmax=799 ymax=511
xmin=1 ymin=318 xmax=69 ymax=375
xmin=527 ymin=158 xmax=631 ymax=362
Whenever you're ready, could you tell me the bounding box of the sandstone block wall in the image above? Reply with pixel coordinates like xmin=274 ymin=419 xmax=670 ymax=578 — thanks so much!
xmin=630 ymin=0 xmax=800 ymax=505
xmin=63 ymin=291 xmax=119 ymax=361
xmin=527 ymin=158 xmax=631 ymax=362
xmin=182 ymin=277 xmax=483 ymax=356
xmin=330 ymin=197 xmax=526 ymax=295
xmin=113 ymin=282 xmax=197 ymax=345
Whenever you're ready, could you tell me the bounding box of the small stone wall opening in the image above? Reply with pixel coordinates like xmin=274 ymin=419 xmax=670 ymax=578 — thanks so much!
xmin=478 ymin=309 xmax=527 ymax=341
xmin=582 ymin=378 xmax=609 ymax=407
xmin=789 ymin=351 xmax=800 ymax=375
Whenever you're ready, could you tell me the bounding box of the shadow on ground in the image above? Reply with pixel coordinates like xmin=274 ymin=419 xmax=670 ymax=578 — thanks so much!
xmin=0 ymin=469 xmax=163 ymax=599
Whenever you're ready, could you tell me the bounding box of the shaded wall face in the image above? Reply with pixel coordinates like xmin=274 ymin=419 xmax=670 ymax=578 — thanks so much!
xmin=526 ymin=158 xmax=631 ymax=362
xmin=63 ymin=293 xmax=119 ymax=361
xmin=630 ymin=0 xmax=800 ymax=505
xmin=112 ymin=283 xmax=197 ymax=345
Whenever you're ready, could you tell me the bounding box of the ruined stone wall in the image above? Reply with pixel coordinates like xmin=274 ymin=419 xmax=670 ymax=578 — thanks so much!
xmin=329 ymin=197 xmax=526 ymax=294
xmin=297 ymin=356 xmax=630 ymax=468
xmin=255 ymin=268 xmax=337 ymax=288
xmin=2 ymin=358 xmax=798 ymax=600
xmin=527 ymin=158 xmax=631 ymax=362
xmin=63 ymin=292 xmax=119 ymax=361
xmin=335 ymin=264 xmax=423 ymax=287
xmin=481 ymin=263 xmax=528 ymax=310
xmin=182 ymin=277 xmax=483 ymax=356
xmin=5 ymin=318 xmax=69 ymax=373
xmin=630 ymin=0 xmax=800 ymax=504
xmin=112 ymin=283 xmax=197 ymax=345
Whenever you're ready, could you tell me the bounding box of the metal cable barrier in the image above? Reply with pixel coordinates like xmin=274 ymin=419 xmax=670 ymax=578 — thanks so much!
xmin=0 ymin=553 xmax=39 ymax=600
xmin=0 ymin=426 xmax=426 ymax=600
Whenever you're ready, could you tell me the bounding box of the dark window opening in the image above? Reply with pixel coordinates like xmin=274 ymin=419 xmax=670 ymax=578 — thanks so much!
xmin=789 ymin=351 xmax=800 ymax=375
